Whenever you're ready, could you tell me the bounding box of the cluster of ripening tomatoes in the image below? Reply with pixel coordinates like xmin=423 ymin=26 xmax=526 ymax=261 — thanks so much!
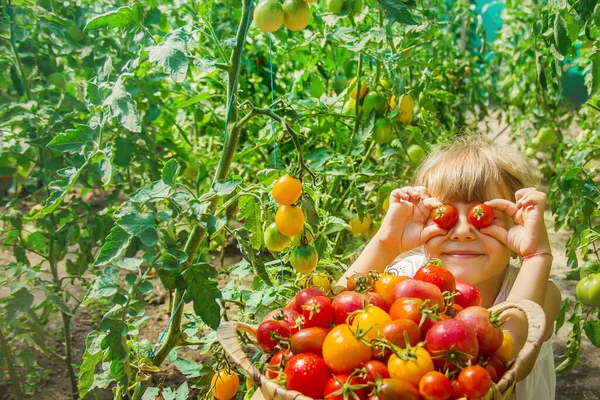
xmin=253 ymin=0 xmax=315 ymax=33
xmin=265 ymin=174 xmax=320 ymax=273
xmin=255 ymin=260 xmax=513 ymax=400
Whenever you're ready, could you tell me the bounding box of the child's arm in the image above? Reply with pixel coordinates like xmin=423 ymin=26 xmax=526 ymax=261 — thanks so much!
xmin=336 ymin=187 xmax=446 ymax=287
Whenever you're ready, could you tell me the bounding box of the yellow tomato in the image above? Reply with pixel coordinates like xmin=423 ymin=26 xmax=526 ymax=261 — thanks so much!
xmin=211 ymin=369 xmax=239 ymax=400
xmin=322 ymin=325 xmax=372 ymax=374
xmin=349 ymin=215 xmax=372 ymax=235
xmin=350 ymin=305 xmax=392 ymax=340
xmin=388 ymin=347 xmax=434 ymax=388
xmin=496 ymin=331 xmax=514 ymax=363
xmin=382 ymin=197 xmax=389 ymax=212
xmin=349 ymin=77 xmax=368 ymax=100
xmin=375 ymin=274 xmax=409 ymax=306
xmin=272 ymin=174 xmax=302 ymax=205
xmin=275 ymin=205 xmax=305 ymax=236
xmin=397 ymin=94 xmax=415 ymax=124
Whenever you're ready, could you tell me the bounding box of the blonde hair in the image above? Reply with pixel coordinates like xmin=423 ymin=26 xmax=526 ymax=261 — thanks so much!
xmin=413 ymin=135 xmax=540 ymax=202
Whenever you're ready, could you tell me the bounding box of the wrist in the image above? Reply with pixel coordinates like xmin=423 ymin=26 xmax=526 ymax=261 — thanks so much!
xmin=374 ymin=231 xmax=403 ymax=257
xmin=521 ymin=251 xmax=553 ymax=262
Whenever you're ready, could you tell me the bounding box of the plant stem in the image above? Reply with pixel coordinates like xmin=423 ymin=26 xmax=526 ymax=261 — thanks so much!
xmin=130 ymin=1 xmax=253 ymax=398
xmin=0 ymin=325 xmax=24 ymax=400
xmin=1 ymin=0 xmax=32 ymax=100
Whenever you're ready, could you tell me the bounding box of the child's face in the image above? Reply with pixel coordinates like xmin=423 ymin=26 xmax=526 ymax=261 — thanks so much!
xmin=423 ymin=189 xmax=514 ymax=285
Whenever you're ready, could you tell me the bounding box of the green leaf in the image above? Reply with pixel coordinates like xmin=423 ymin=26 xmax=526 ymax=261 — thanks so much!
xmin=584 ymin=320 xmax=600 ymax=347
xmin=5 ymin=288 xmax=34 ymax=323
xmin=44 ymin=289 xmax=72 ymax=316
xmin=555 ymin=299 xmax=569 ymax=332
xmin=212 ymin=179 xmax=242 ymax=196
xmin=114 ymin=137 xmax=133 ymax=167
xmin=183 ymin=264 xmax=222 ymax=330
xmin=162 ymin=159 xmax=180 ymax=186
xmin=161 ymin=382 xmax=189 ymax=400
xmin=113 ymin=257 xmax=143 ymax=271
xmin=377 ymin=0 xmax=418 ymax=25
xmin=78 ymin=349 xmax=103 ymax=397
xmin=142 ymin=388 xmax=160 ymax=400
xmin=207 ymin=215 xmax=226 ymax=236
xmin=104 ymin=77 xmax=141 ymax=133
xmin=94 ymin=225 xmax=133 ymax=266
xmin=47 ymin=125 xmax=94 ymax=154
xmin=33 ymin=167 xmax=83 ymax=219
xmin=301 ymin=196 xmax=319 ymax=230
xmin=238 ymin=195 xmax=262 ymax=250
xmin=175 ymin=93 xmax=212 ymax=109
xmin=549 ymin=0 xmax=567 ymax=9
xmin=173 ymin=358 xmax=202 ymax=378
xmin=554 ymin=12 xmax=571 ymax=55
xmin=536 ymin=54 xmax=548 ymax=91
xmin=257 ymin=169 xmax=279 ymax=185
xmin=118 ymin=213 xmax=156 ymax=236
xmin=84 ymin=3 xmax=145 ymax=31
xmin=147 ymin=29 xmax=189 ymax=83
xmin=589 ymin=53 xmax=600 ymax=96
xmin=87 ymin=267 xmax=121 ymax=301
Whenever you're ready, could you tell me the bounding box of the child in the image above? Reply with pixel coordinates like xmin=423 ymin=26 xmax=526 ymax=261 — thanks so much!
xmin=338 ymin=135 xmax=561 ymax=399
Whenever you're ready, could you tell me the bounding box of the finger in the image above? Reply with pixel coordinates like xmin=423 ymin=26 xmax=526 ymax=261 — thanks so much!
xmin=514 ymin=187 xmax=538 ymax=202
xmin=484 ymin=198 xmax=519 ymax=218
xmin=516 ymin=191 xmax=547 ymax=209
xmin=406 ymin=187 xmax=425 ymax=201
xmin=421 ymin=224 xmax=448 ymax=243
xmin=390 ymin=188 xmax=410 ymax=201
xmin=479 ymin=224 xmax=509 ymax=246
xmin=422 ymin=197 xmax=443 ymax=209
xmin=414 ymin=186 xmax=430 ymax=200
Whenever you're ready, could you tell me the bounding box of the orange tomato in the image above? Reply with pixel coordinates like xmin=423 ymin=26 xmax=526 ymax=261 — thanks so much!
xmin=375 ymin=275 xmax=409 ymax=306
xmin=275 ymin=205 xmax=305 ymax=236
xmin=496 ymin=331 xmax=514 ymax=363
xmin=388 ymin=347 xmax=434 ymax=388
xmin=272 ymin=174 xmax=302 ymax=205
xmin=211 ymin=369 xmax=239 ymax=400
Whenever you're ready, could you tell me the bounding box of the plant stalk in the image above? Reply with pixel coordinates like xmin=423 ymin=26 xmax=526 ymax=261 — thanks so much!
xmin=0 ymin=324 xmax=24 ymax=400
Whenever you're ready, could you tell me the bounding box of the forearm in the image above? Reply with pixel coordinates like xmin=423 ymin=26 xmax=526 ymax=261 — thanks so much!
xmin=506 ymin=254 xmax=553 ymax=307
xmin=337 ymin=236 xmax=400 ymax=286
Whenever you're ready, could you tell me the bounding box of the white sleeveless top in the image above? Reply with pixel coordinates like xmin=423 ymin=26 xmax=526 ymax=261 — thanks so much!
xmin=387 ymin=253 xmax=556 ymax=400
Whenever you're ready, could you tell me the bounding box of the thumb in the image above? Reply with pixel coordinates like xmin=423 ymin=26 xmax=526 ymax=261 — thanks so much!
xmin=480 ymin=225 xmax=508 ymax=246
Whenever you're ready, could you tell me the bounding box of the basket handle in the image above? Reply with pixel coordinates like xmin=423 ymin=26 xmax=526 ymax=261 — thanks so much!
xmin=489 ymin=299 xmax=547 ymax=393
xmin=217 ymin=321 xmax=263 ymax=386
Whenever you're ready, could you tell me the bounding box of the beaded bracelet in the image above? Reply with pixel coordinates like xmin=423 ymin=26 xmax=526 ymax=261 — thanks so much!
xmin=521 ymin=252 xmax=554 ymax=262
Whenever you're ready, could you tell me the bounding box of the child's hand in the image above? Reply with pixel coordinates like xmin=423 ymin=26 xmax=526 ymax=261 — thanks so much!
xmin=375 ymin=186 xmax=448 ymax=255
xmin=480 ymin=188 xmax=552 ymax=257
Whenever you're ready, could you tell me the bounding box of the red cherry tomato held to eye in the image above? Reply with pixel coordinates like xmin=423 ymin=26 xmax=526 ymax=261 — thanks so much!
xmin=431 ymin=205 xmax=458 ymax=230
xmin=457 ymin=365 xmax=492 ymax=399
xmin=284 ymin=354 xmax=331 ymax=399
xmin=468 ymin=203 xmax=494 ymax=229
xmin=418 ymin=371 xmax=452 ymax=400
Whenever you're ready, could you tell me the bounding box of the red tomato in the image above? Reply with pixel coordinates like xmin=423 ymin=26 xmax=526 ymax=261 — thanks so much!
xmin=289 ymin=327 xmax=329 ymax=357
xmin=457 ymin=365 xmax=492 ymax=399
xmin=455 ymin=306 xmax=503 ymax=357
xmin=265 ymin=349 xmax=293 ymax=379
xmin=322 ymin=325 xmax=372 ymax=373
xmin=360 ymin=360 xmax=390 ymax=384
xmin=425 ymin=319 xmax=479 ymax=371
xmin=431 ymin=205 xmax=458 ymax=230
xmin=257 ymin=320 xmax=291 ymax=352
xmin=263 ymin=308 xmax=301 ymax=327
xmin=332 ymin=291 xmax=365 ymax=325
xmin=388 ymin=297 xmax=424 ymax=324
xmin=324 ymin=374 xmax=366 ymax=400
xmin=392 ymin=279 xmax=445 ymax=312
xmin=376 ymin=378 xmax=421 ymax=400
xmin=485 ymin=364 xmax=498 ymax=383
xmin=468 ymin=203 xmax=494 ymax=229
xmin=374 ymin=275 xmax=409 ymax=306
xmin=413 ymin=259 xmax=456 ymax=293
xmin=418 ymin=371 xmax=452 ymax=400
xmin=293 ymin=287 xmax=326 ymax=313
xmin=365 ymin=292 xmax=389 ymax=312
xmin=453 ymin=280 xmax=482 ymax=308
xmin=302 ymin=296 xmax=334 ymax=328
xmin=381 ymin=319 xmax=420 ymax=350
xmin=347 ymin=272 xmax=375 ymax=292
xmin=486 ymin=356 xmax=506 ymax=382
xmin=284 ymin=354 xmax=331 ymax=398
xmin=450 ymin=380 xmax=463 ymax=399
xmin=444 ymin=303 xmax=463 ymax=318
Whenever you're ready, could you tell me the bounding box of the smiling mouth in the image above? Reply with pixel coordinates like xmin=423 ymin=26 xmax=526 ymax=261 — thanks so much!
xmin=443 ymin=253 xmax=483 ymax=258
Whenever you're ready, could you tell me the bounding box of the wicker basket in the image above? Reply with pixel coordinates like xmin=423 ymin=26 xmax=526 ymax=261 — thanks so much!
xmin=217 ymin=299 xmax=546 ymax=400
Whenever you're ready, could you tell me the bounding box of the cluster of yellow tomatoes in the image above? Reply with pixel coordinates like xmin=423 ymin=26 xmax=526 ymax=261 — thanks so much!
xmin=253 ymin=0 xmax=315 ymax=33
xmin=264 ymin=174 xmax=319 ymax=274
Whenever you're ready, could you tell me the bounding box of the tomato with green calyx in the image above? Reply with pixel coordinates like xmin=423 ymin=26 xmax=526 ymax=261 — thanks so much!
xmin=349 ymin=215 xmax=372 ymax=235
xmin=373 ymin=118 xmax=394 ymax=144
xmin=347 ymin=272 xmax=375 ymax=292
xmin=425 ymin=319 xmax=479 ymax=370
xmin=390 ymin=94 xmax=414 ymax=124
xmin=350 ymin=305 xmax=392 ymax=340
xmin=272 ymin=174 xmax=302 ymax=205
xmin=457 ymin=365 xmax=491 ymax=399
xmin=455 ymin=306 xmax=503 ymax=357
xmin=431 ymin=204 xmax=458 ymax=230
xmin=264 ymin=222 xmax=291 ymax=252
xmin=299 ymin=272 xmax=330 ymax=292
xmin=211 ymin=369 xmax=240 ymax=400
xmin=253 ymin=0 xmax=284 ymax=33
xmin=468 ymin=203 xmax=494 ymax=229
xmin=388 ymin=346 xmax=434 ymax=388
xmin=406 ymin=144 xmax=425 ymax=164
xmin=291 ymin=226 xmax=314 ymax=246
xmin=265 ymin=349 xmax=293 ymax=379
xmin=290 ymin=244 xmax=318 ymax=273
xmin=323 ymin=324 xmax=372 ymax=373
xmin=536 ymin=126 xmax=557 ymax=146
xmin=418 ymin=371 xmax=452 ymax=400
xmin=324 ymin=374 xmax=366 ymax=400
xmin=284 ymin=354 xmax=331 ymax=398
xmin=380 ymin=319 xmax=420 ymax=351
xmin=257 ymin=320 xmax=291 ymax=352
xmin=576 ymin=273 xmax=600 ymax=307
xmin=414 ymin=258 xmax=456 ymax=293
xmin=454 ymin=280 xmax=482 ymax=308
xmin=276 ymin=205 xmax=304 ymax=236
xmin=283 ymin=0 xmax=310 ymax=31
xmin=363 ymin=92 xmax=387 ymax=116
xmin=303 ymin=296 xmax=334 ymax=327
xmin=360 ymin=360 xmax=390 ymax=384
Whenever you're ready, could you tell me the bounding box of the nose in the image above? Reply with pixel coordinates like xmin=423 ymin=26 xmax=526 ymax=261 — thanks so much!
xmin=450 ymin=214 xmax=477 ymax=241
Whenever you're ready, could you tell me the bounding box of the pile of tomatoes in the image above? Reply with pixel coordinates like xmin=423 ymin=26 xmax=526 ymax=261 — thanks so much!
xmin=254 ymin=260 xmax=513 ymax=400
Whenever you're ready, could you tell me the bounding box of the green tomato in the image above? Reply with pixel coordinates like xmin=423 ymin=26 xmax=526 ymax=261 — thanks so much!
xmin=576 ymin=273 xmax=600 ymax=307
xmin=291 ymin=227 xmax=315 ymax=246
xmin=406 ymin=144 xmax=426 ymax=164
xmin=363 ymin=92 xmax=386 ymax=117
xmin=290 ymin=244 xmax=318 ymax=274
xmin=47 ymin=72 xmax=65 ymax=89
xmin=373 ymin=118 xmax=394 ymax=144
xmin=264 ymin=222 xmax=290 ymax=252
xmin=349 ymin=0 xmax=363 ymax=14
xmin=525 ymin=147 xmax=536 ymax=158
xmin=530 ymin=136 xmax=541 ymax=149
xmin=536 ymin=127 xmax=557 ymax=146
xmin=327 ymin=0 xmax=344 ymax=13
